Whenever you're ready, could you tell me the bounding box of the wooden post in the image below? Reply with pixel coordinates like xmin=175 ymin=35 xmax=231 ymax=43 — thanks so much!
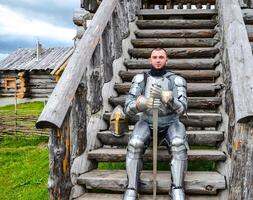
xmin=218 ymin=0 xmax=253 ymax=123
xmin=48 ymin=112 xmax=72 ymax=200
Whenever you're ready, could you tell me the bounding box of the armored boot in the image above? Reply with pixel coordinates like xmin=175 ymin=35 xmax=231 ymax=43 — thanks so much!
xmin=123 ymin=137 xmax=144 ymax=200
xmin=170 ymin=138 xmax=188 ymax=200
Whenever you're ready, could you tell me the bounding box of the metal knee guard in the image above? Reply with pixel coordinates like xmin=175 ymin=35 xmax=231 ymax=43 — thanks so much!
xmin=170 ymin=137 xmax=188 ymax=200
xmin=123 ymin=137 xmax=145 ymax=200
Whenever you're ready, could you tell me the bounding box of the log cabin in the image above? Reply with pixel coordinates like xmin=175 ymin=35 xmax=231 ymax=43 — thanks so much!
xmin=0 ymin=44 xmax=73 ymax=98
xmin=36 ymin=0 xmax=253 ymax=199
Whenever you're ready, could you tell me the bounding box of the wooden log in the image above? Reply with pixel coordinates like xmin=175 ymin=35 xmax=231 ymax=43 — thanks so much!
xmin=77 ymin=193 xmax=219 ymax=200
xmin=88 ymin=148 xmax=226 ymax=162
xmin=109 ymin=95 xmax=222 ymax=109
xmin=78 ymin=170 xmax=226 ymax=194
xmin=137 ymin=9 xmax=218 ymax=19
xmin=218 ymin=0 xmax=253 ymax=122
xmin=124 ymin=58 xmax=219 ymax=70
xmin=242 ymin=9 xmax=253 ymax=24
xmin=103 ymin=112 xmax=222 ymax=127
xmin=145 ymin=0 xmax=216 ymax=5
xmin=48 ymin=112 xmax=72 ymax=200
xmin=137 ymin=9 xmax=217 ymax=18
xmin=73 ymin=8 xmax=92 ymax=26
xmin=135 ymin=29 xmax=216 ymax=38
xmin=119 ymin=70 xmax=220 ymax=82
xmin=36 ymin=0 xmax=118 ymax=129
xmin=229 ymin=122 xmax=253 ymax=199
xmin=114 ymin=82 xmax=222 ymax=96
xmin=97 ymin=130 xmax=224 ymax=146
xmin=131 ymin=38 xmax=216 ymax=48
xmin=136 ymin=19 xmax=217 ymax=29
xmin=128 ymin=47 xmax=219 ymax=59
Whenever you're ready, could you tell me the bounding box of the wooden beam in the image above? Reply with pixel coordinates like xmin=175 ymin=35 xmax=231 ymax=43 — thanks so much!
xmin=36 ymin=0 xmax=118 ymax=129
xmin=218 ymin=0 xmax=253 ymax=122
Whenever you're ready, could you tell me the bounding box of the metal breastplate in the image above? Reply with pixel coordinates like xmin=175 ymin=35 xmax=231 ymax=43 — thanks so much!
xmin=143 ymin=74 xmax=174 ymax=117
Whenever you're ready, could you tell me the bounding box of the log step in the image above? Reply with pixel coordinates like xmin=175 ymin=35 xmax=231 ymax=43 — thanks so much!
xmin=137 ymin=9 xmax=217 ymax=19
xmin=77 ymin=193 xmax=219 ymax=200
xmin=124 ymin=58 xmax=219 ymax=70
xmin=77 ymin=170 xmax=226 ymax=194
xmin=136 ymin=19 xmax=217 ymax=29
xmin=103 ymin=112 xmax=222 ymax=127
xmin=128 ymin=47 xmax=219 ymax=59
xmin=135 ymin=29 xmax=217 ymax=38
xmin=88 ymin=148 xmax=226 ymax=162
xmin=114 ymin=82 xmax=223 ymax=96
xmin=109 ymin=96 xmax=222 ymax=109
xmin=131 ymin=38 xmax=217 ymax=48
xmin=97 ymin=130 xmax=224 ymax=146
xmin=119 ymin=70 xmax=220 ymax=82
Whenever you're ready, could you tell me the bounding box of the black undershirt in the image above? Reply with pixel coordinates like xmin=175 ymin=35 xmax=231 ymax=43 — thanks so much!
xmin=148 ymin=66 xmax=167 ymax=77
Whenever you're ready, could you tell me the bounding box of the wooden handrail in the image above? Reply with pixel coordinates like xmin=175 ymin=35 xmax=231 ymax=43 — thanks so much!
xmin=36 ymin=0 xmax=118 ymax=129
xmin=218 ymin=0 xmax=253 ymax=122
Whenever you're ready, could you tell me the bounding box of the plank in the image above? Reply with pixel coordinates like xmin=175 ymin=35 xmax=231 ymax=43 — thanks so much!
xmin=128 ymin=48 xmax=219 ymax=59
xmin=77 ymin=170 xmax=226 ymax=194
xmin=135 ymin=29 xmax=216 ymax=38
xmin=77 ymin=193 xmax=219 ymax=200
xmin=119 ymin=70 xmax=220 ymax=82
xmin=97 ymin=130 xmax=224 ymax=146
xmin=131 ymin=38 xmax=216 ymax=48
xmin=136 ymin=19 xmax=217 ymax=29
xmin=114 ymin=82 xmax=223 ymax=96
xmin=103 ymin=112 xmax=222 ymax=127
xmin=124 ymin=58 xmax=219 ymax=70
xmin=138 ymin=9 xmax=217 ymax=18
xmin=109 ymin=96 xmax=221 ymax=109
xmin=88 ymin=148 xmax=226 ymax=162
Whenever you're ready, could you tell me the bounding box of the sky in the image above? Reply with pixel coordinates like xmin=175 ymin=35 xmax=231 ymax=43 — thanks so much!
xmin=0 ymin=0 xmax=80 ymax=61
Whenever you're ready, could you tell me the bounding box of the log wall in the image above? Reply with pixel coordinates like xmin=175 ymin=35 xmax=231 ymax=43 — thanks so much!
xmin=0 ymin=70 xmax=56 ymax=99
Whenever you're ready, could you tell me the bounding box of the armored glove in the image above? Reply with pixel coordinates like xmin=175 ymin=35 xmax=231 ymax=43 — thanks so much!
xmin=136 ymin=96 xmax=161 ymax=111
xmin=150 ymin=84 xmax=173 ymax=105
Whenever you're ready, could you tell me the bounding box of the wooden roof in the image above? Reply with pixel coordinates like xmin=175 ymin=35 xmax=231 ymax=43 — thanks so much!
xmin=0 ymin=47 xmax=73 ymax=71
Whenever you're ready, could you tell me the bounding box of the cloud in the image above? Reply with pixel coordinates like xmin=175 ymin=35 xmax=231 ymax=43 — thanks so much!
xmin=0 ymin=5 xmax=75 ymax=42
xmin=0 ymin=0 xmax=79 ymax=28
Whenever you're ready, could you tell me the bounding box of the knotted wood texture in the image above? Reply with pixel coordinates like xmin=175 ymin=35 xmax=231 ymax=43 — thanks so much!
xmin=36 ymin=0 xmax=118 ymax=129
xmin=219 ymin=0 xmax=253 ymax=123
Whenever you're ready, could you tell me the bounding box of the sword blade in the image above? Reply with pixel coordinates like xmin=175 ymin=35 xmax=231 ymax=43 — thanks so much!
xmin=153 ymin=108 xmax=158 ymax=200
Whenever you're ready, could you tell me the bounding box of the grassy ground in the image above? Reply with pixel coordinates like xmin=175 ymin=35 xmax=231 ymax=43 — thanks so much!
xmin=0 ymin=135 xmax=49 ymax=200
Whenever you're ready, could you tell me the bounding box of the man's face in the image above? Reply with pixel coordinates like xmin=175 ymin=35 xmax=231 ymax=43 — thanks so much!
xmin=149 ymin=49 xmax=168 ymax=70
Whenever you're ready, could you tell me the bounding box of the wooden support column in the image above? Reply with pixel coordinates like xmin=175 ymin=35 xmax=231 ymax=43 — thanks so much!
xmin=48 ymin=112 xmax=72 ymax=200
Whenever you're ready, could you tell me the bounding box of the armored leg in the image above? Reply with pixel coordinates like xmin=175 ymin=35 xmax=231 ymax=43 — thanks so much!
xmin=123 ymin=121 xmax=151 ymax=200
xmin=166 ymin=121 xmax=188 ymax=200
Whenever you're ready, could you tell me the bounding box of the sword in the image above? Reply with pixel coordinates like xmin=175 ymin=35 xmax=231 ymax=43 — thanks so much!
xmin=152 ymin=99 xmax=159 ymax=200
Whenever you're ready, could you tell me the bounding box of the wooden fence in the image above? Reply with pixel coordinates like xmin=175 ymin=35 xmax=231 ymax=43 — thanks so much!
xmin=0 ymin=111 xmax=48 ymax=136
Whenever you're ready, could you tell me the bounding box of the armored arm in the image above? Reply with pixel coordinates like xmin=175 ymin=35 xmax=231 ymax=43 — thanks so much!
xmin=169 ymin=76 xmax=188 ymax=115
xmin=124 ymin=74 xmax=145 ymax=117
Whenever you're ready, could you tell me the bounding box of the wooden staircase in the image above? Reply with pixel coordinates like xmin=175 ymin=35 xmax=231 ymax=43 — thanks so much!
xmin=76 ymin=7 xmax=227 ymax=200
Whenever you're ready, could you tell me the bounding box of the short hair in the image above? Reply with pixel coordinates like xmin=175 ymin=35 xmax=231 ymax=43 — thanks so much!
xmin=150 ymin=48 xmax=168 ymax=58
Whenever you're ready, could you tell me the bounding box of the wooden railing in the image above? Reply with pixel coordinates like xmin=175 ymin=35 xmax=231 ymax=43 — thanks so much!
xmin=36 ymin=0 xmax=118 ymax=129
xmin=142 ymin=0 xmax=216 ymax=9
xmin=217 ymin=0 xmax=253 ymax=199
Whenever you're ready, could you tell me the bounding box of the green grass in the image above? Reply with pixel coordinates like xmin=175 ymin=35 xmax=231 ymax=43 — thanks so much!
xmin=0 ymin=136 xmax=49 ymax=200
xmin=0 ymin=101 xmax=45 ymax=115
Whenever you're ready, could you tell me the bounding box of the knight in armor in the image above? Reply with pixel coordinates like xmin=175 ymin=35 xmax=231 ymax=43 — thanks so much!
xmin=123 ymin=48 xmax=188 ymax=200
